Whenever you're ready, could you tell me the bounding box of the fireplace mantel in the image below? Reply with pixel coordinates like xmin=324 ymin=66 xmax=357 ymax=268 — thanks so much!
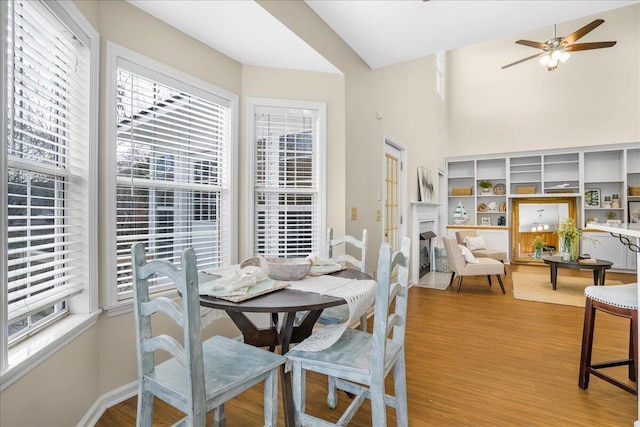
xmin=411 ymin=202 xmax=440 ymax=284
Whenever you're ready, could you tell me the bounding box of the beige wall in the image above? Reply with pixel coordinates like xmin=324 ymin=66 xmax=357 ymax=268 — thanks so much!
xmin=2 ymin=1 xmax=638 ymax=426
xmin=447 ymin=4 xmax=640 ymax=156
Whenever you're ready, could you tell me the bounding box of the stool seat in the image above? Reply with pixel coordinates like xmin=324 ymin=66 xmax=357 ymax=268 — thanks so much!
xmin=584 ymin=283 xmax=638 ymax=309
xmin=579 ymin=283 xmax=638 ymax=396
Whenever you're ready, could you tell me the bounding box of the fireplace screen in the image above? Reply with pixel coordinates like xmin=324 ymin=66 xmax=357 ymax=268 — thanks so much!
xmin=419 ymin=231 xmax=437 ymax=277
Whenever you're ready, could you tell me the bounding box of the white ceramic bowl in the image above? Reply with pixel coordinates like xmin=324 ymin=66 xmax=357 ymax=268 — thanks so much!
xmin=240 ymin=257 xmax=311 ymax=281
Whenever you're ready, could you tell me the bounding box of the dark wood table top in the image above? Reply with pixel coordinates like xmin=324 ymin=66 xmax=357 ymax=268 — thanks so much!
xmin=543 ymin=255 xmax=613 ymax=268
xmin=199 ymin=268 xmax=371 ymax=313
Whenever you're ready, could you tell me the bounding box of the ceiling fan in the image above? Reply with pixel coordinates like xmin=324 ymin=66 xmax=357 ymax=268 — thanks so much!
xmin=502 ymin=19 xmax=617 ymax=71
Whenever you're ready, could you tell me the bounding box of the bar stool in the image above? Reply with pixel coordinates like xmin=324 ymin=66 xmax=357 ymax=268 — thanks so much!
xmin=579 ymin=283 xmax=638 ymax=395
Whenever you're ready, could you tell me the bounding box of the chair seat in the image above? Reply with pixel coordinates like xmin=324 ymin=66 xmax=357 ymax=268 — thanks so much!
xmin=471 ymin=248 xmax=507 ymax=262
xmin=287 ymin=328 xmax=402 ymax=383
xmin=584 ymin=283 xmax=638 ymax=309
xmin=462 ymin=258 xmax=505 ymax=276
xmin=151 ymin=335 xmax=284 ymax=410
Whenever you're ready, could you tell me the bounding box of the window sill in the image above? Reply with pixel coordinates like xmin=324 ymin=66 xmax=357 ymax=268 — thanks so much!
xmin=1 ymin=311 xmax=100 ymax=391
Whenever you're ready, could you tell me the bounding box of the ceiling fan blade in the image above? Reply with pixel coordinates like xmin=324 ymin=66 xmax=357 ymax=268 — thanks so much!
xmin=501 ymin=52 xmax=545 ymax=69
xmin=560 ymin=19 xmax=604 ymax=45
xmin=565 ymin=41 xmax=617 ymax=52
xmin=515 ymin=40 xmax=549 ymax=50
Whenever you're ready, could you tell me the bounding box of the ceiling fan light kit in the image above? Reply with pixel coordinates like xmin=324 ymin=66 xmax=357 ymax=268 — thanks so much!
xmin=502 ymin=19 xmax=616 ymax=71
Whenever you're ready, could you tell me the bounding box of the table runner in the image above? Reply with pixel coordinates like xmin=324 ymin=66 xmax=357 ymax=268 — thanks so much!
xmin=285 ymin=275 xmax=376 ymax=352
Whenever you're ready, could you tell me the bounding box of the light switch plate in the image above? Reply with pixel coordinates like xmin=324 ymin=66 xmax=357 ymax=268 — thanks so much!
xmin=350 ymin=207 xmax=357 ymax=220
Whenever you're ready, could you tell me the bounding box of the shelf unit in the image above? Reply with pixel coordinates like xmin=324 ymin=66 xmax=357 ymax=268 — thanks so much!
xmin=583 ymin=150 xmax=625 ymax=224
xmin=444 ymin=143 xmax=639 ymax=270
xmin=445 ymin=143 xmax=640 ymax=228
xmin=628 ymin=147 xmax=640 ymax=224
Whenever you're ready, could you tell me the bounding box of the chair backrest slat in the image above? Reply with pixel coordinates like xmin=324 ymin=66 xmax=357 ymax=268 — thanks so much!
xmin=327 ymin=228 xmax=368 ymax=272
xmin=143 ymin=336 xmax=186 ymax=366
xmin=371 ymin=237 xmax=410 ymax=377
xmin=141 ymin=297 xmax=184 ymax=326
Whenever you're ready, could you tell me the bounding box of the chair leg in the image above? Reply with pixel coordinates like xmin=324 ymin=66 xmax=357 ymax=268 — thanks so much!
xmin=456 ymin=276 xmax=463 ymax=292
xmin=359 ymin=313 xmax=367 ymax=332
xmin=487 ymin=275 xmax=492 ymax=287
xmin=214 ymin=405 xmax=225 ymax=427
xmin=393 ymin=352 xmax=409 ymax=427
xmin=449 ymin=272 xmax=455 ymax=288
xmin=137 ymin=388 xmax=153 ymax=427
xmin=370 ymin=374 xmax=387 ymax=427
xmin=579 ymin=298 xmax=596 ymax=389
xmin=496 ymin=275 xmax=505 ymax=294
xmin=632 ymin=311 xmax=639 ymax=385
xmin=292 ymin=362 xmax=306 ymax=427
xmin=327 ymin=375 xmax=338 ymax=409
xmin=264 ymin=369 xmax=278 ymax=427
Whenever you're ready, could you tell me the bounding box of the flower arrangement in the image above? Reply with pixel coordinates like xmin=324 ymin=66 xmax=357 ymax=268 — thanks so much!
xmin=556 ymin=217 xmax=581 ymax=260
xmin=531 ymin=236 xmax=545 ymax=250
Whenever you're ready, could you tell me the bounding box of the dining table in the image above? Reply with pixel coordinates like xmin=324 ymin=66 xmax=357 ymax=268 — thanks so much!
xmin=198 ymin=267 xmax=373 ymax=427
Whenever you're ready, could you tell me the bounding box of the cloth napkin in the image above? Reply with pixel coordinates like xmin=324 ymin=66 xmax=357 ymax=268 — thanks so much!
xmin=306 ymin=253 xmax=334 ymax=266
xmin=209 ymin=265 xmax=267 ymax=293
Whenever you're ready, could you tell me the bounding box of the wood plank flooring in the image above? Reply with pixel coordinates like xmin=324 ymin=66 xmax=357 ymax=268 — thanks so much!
xmin=97 ymin=264 xmax=638 ymax=426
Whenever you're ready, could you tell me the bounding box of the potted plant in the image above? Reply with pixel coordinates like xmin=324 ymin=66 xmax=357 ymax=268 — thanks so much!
xmin=531 ymin=236 xmax=545 ymax=259
xmin=478 ymin=180 xmax=493 ymax=193
xmin=556 ymin=217 xmax=581 ymax=261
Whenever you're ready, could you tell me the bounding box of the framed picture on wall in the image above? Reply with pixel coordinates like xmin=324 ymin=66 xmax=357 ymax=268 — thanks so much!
xmin=481 ymin=217 xmax=491 ymax=225
xmin=629 ymin=201 xmax=640 ymax=223
xmin=418 ymin=166 xmax=434 ymax=202
xmin=584 ymin=188 xmax=601 ymax=208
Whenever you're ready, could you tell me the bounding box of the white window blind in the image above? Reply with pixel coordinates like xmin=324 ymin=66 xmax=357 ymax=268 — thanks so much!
xmin=5 ymin=0 xmax=91 ymax=344
xmin=114 ymin=66 xmax=231 ymax=300
xmin=253 ymin=105 xmax=321 ymax=257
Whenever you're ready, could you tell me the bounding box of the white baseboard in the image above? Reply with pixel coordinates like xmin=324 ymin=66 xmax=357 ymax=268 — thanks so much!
xmin=78 ymin=381 xmax=138 ymax=427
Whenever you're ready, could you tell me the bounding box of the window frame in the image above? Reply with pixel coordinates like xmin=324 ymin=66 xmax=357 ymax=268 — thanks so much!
xmin=246 ymin=98 xmax=327 ymax=260
xmin=104 ymin=42 xmax=239 ymax=315
xmin=0 ymin=0 xmax=99 ymax=389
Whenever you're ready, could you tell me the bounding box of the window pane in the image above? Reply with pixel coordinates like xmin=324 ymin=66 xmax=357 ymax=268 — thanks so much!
xmin=114 ymin=68 xmax=230 ymax=299
xmin=253 ymin=105 xmax=321 ymax=258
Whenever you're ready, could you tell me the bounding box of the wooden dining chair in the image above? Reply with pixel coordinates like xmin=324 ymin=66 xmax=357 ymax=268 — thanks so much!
xmin=131 ymin=243 xmax=285 ymax=427
xmin=286 ymin=237 xmax=410 ymax=427
xmin=318 ymin=228 xmax=369 ymax=331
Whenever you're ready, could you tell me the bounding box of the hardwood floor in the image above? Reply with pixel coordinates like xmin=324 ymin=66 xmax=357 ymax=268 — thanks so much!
xmin=97 ymin=264 xmax=638 ymax=426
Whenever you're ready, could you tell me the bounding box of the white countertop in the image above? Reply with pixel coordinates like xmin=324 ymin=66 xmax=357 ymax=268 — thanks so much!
xmin=586 ymin=223 xmax=640 ymax=238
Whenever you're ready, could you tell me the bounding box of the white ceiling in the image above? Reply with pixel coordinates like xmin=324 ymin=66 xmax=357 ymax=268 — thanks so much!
xmin=128 ymin=0 xmax=638 ymax=72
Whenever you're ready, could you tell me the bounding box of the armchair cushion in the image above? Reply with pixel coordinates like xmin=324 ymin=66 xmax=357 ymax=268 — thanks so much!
xmin=459 ymin=245 xmax=479 ymax=264
xmin=464 ymin=235 xmax=486 ymax=251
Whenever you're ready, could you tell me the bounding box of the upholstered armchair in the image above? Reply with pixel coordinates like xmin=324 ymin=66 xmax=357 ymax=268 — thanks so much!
xmin=455 ymin=230 xmax=507 ymax=262
xmin=442 ymin=236 xmax=505 ymax=294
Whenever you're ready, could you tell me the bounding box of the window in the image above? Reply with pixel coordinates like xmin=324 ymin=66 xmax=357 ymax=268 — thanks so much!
xmin=1 ymin=0 xmax=98 ymax=382
xmin=436 ymin=51 xmax=445 ymax=100
xmin=106 ymin=43 xmax=237 ymax=307
xmin=248 ymin=99 xmax=326 ymax=258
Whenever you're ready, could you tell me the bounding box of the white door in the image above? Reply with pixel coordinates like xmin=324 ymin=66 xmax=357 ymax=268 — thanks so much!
xmin=383 ymin=135 xmax=407 ymax=252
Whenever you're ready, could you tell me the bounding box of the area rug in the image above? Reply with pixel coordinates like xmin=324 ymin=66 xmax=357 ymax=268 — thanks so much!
xmin=512 ymin=271 xmax=623 ymax=307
